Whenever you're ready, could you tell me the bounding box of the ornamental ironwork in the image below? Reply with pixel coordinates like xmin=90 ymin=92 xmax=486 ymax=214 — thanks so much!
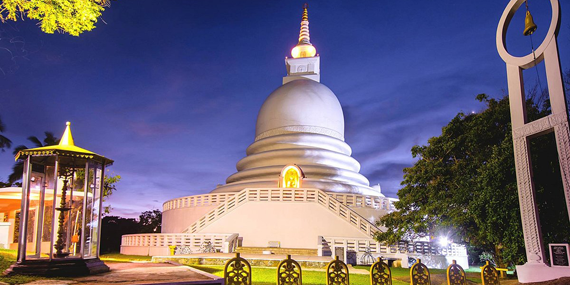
xmin=326 ymin=256 xmax=349 ymax=285
xmin=175 ymin=246 xmax=192 ymax=255
xmin=199 ymin=241 xmax=216 ymax=253
xmin=481 ymin=261 xmax=500 ymax=285
xmin=446 ymin=260 xmax=466 ymax=285
xmin=370 ymin=257 xmax=391 ymax=285
xmin=224 ymin=252 xmax=252 ymax=285
xmin=277 ymin=254 xmax=302 ymax=285
xmin=359 ymin=246 xmax=375 ymax=265
xmin=410 ymin=259 xmax=430 ymax=285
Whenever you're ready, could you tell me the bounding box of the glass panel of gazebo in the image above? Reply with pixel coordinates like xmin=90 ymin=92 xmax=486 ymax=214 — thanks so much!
xmin=82 ymin=161 xmax=104 ymax=259
xmin=17 ymin=156 xmax=59 ymax=261
xmin=17 ymin=156 xmax=99 ymax=261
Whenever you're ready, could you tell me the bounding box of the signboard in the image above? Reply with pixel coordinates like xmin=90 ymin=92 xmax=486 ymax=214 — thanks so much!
xmin=549 ymin=244 xmax=570 ymax=267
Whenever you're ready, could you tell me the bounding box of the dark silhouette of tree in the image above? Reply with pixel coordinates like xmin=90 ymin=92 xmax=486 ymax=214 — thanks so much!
xmin=0 ymin=116 xmax=11 ymax=152
xmin=9 ymin=132 xmax=58 ymax=183
xmin=100 ymin=216 xmax=138 ymax=253
xmin=138 ymin=209 xmax=162 ymax=233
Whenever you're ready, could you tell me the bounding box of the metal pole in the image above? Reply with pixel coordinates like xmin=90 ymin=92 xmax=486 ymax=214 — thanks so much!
xmin=16 ymin=156 xmax=31 ymax=263
xmin=34 ymin=176 xmax=45 ymax=257
xmin=96 ymin=162 xmax=106 ymax=258
xmin=65 ymin=166 xmax=75 ymax=255
xmin=49 ymin=155 xmax=59 ymax=260
xmin=80 ymin=161 xmax=89 ymax=258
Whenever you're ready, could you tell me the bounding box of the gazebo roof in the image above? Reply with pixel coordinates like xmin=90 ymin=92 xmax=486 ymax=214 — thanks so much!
xmin=15 ymin=122 xmax=113 ymax=166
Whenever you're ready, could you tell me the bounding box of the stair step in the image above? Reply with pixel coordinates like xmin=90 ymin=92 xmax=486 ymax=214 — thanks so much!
xmin=236 ymin=247 xmax=318 ymax=256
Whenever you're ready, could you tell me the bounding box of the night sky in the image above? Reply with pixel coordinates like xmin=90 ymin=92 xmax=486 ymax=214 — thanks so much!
xmin=0 ymin=1 xmax=568 ymax=218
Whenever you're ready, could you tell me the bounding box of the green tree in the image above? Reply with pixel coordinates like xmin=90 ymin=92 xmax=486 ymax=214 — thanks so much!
xmin=137 ymin=209 xmax=161 ymax=233
xmin=0 ymin=0 xmax=110 ymax=36
xmin=0 ymin=116 xmax=11 ymax=152
xmin=376 ymin=94 xmax=570 ymax=266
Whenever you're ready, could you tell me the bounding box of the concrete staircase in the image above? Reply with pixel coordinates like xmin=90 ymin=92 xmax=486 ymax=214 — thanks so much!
xmin=236 ymin=247 xmax=318 ymax=256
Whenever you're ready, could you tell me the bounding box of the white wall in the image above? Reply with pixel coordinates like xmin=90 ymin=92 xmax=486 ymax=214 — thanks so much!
xmin=0 ymin=222 xmax=10 ymax=249
xmin=162 ymin=205 xmax=217 ymax=233
xmin=198 ymin=201 xmax=370 ymax=249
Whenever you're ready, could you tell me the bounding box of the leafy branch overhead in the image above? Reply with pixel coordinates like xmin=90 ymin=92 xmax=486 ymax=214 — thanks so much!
xmin=0 ymin=0 xmax=111 ymax=36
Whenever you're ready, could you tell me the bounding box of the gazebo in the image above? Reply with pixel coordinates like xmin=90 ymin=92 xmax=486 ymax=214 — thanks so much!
xmin=5 ymin=122 xmax=113 ymax=276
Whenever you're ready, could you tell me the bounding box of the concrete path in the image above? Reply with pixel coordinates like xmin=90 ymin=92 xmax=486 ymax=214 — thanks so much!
xmin=23 ymin=262 xmax=222 ymax=285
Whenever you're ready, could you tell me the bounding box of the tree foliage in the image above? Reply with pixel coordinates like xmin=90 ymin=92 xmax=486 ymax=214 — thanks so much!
xmin=100 ymin=215 xmax=138 ymax=253
xmin=0 ymin=0 xmax=110 ymax=36
xmin=0 ymin=116 xmax=11 ymax=152
xmin=9 ymin=131 xmax=59 ymax=183
xmin=375 ymin=94 xmax=570 ymax=265
xmin=137 ymin=209 xmax=162 ymax=233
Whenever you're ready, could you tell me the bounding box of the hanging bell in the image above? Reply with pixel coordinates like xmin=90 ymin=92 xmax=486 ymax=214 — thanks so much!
xmin=523 ymin=10 xmax=537 ymax=36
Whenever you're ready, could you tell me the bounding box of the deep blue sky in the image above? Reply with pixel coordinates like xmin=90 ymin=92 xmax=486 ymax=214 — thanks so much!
xmin=0 ymin=1 xmax=568 ymax=218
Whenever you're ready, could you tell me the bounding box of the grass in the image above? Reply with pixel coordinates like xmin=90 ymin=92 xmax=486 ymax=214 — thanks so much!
xmin=100 ymin=252 xmax=153 ymax=262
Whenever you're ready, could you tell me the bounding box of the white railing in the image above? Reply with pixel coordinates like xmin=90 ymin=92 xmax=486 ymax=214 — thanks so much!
xmin=448 ymin=243 xmax=468 ymax=256
xmin=319 ymin=236 xmax=393 ymax=255
xmin=318 ymin=236 xmax=468 ymax=257
xmin=163 ymin=193 xmax=236 ymax=211
xmin=328 ymin=194 xmax=398 ymax=212
xmin=120 ymin=233 xmax=239 ymax=255
xmin=164 ymin=190 xmax=398 ymax=213
xmin=185 ymin=188 xmax=380 ymax=237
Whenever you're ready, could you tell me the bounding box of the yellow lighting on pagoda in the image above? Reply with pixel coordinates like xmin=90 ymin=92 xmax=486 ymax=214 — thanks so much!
xmin=291 ymin=44 xmax=316 ymax=58
xmin=280 ymin=165 xmax=304 ymax=188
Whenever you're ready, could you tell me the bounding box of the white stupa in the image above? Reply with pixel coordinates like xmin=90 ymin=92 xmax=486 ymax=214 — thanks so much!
xmin=123 ymin=6 xmax=407 ymax=264
xmin=120 ymin=6 xmax=469 ymax=268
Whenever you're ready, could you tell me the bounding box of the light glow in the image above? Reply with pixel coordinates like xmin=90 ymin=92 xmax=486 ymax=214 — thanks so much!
xmin=280 ymin=165 xmax=303 ymax=188
xmin=438 ymin=236 xmax=450 ymax=247
xmin=291 ymin=44 xmax=316 ymax=59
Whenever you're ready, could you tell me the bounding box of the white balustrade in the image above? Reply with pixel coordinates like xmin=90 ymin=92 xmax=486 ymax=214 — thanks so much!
xmin=120 ymin=233 xmax=239 ymax=256
xmin=184 ymin=188 xmax=380 ymax=238
xmin=164 ymin=189 xmax=398 ymax=213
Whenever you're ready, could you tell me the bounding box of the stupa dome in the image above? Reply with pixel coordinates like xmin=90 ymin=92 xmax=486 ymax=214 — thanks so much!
xmin=255 ymin=79 xmax=345 ymax=141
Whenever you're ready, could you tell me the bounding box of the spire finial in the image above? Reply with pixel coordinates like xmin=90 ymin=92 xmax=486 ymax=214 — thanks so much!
xmin=291 ymin=3 xmax=316 ymax=58
xmin=59 ymin=121 xmax=75 ymax=146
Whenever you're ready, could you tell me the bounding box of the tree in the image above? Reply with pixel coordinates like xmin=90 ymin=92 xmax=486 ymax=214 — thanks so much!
xmin=375 ymin=94 xmax=570 ymax=266
xmin=137 ymin=209 xmax=161 ymax=233
xmin=0 ymin=0 xmax=110 ymax=36
xmin=0 ymin=116 xmax=11 ymax=152
xmin=102 ymin=173 xmax=121 ymax=214
xmin=100 ymin=215 xmax=138 ymax=253
xmin=9 ymin=131 xmax=59 ymax=183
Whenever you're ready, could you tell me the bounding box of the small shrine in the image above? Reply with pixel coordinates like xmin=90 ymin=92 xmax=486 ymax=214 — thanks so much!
xmin=5 ymin=122 xmax=113 ymax=276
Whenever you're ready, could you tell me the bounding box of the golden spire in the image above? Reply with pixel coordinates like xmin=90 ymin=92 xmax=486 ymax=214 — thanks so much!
xmin=291 ymin=3 xmax=316 ymax=58
xmin=59 ymin=121 xmax=75 ymax=146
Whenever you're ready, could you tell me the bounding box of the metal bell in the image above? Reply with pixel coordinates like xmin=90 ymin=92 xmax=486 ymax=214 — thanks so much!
xmin=523 ymin=10 xmax=537 ymax=36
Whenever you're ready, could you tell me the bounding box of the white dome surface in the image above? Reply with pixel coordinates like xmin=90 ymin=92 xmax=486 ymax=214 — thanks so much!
xmin=212 ymin=78 xmax=382 ymax=196
xmin=255 ymin=79 xmax=345 ymax=141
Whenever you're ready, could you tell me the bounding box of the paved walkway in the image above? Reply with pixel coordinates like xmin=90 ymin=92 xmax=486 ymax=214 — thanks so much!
xmin=23 ymin=262 xmax=222 ymax=285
